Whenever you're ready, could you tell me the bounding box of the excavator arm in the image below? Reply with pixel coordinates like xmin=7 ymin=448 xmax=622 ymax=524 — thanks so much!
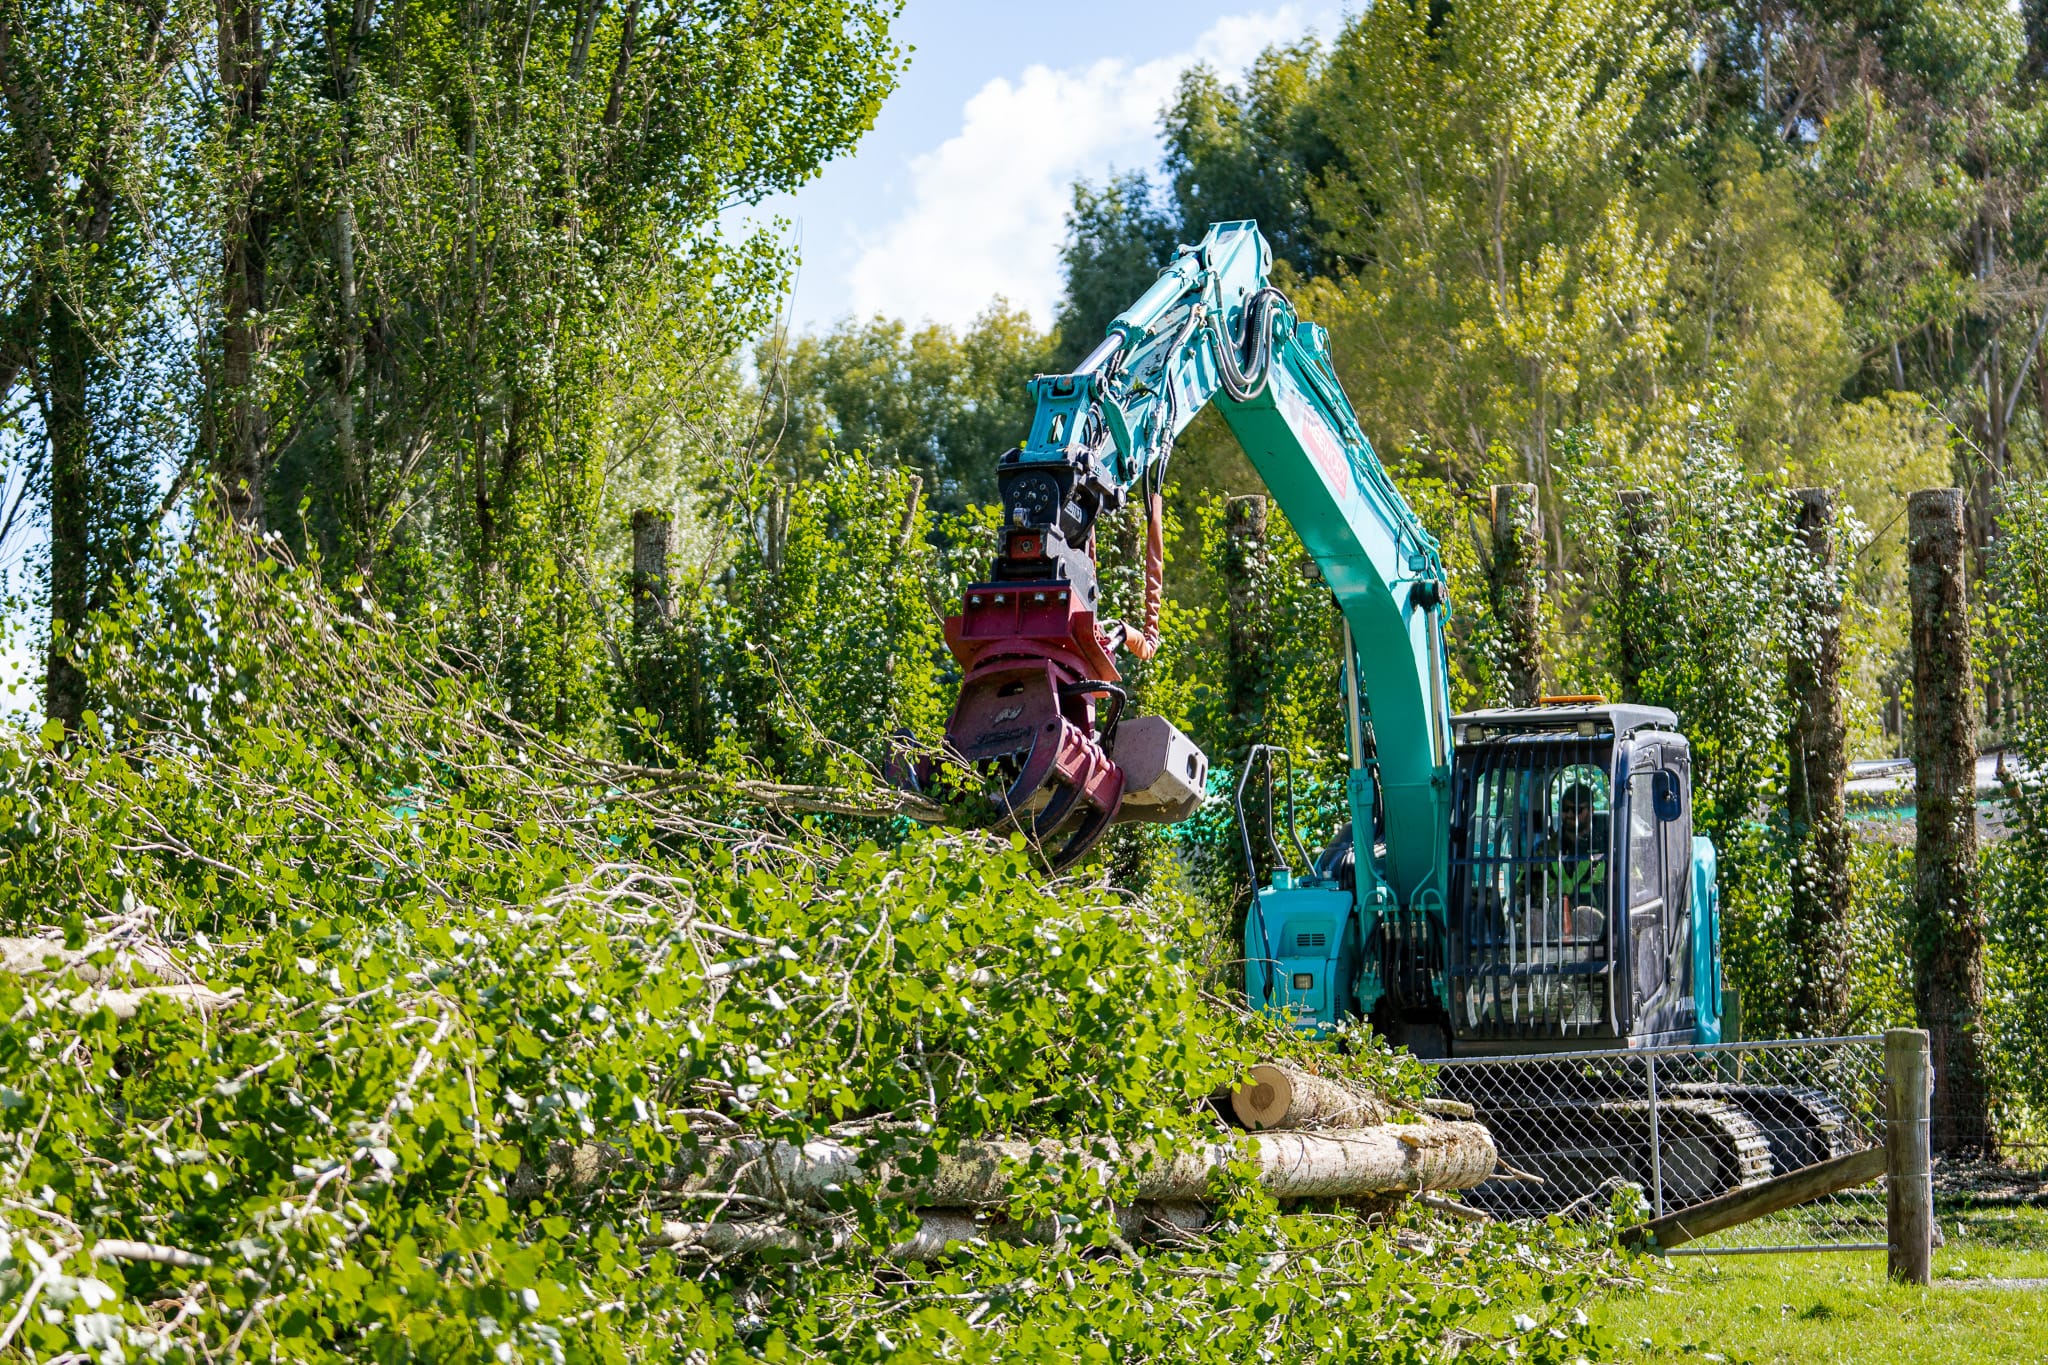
xmin=937 ymin=221 xmax=1455 ymax=938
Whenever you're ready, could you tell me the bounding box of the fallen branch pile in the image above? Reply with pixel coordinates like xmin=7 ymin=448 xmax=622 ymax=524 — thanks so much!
xmin=0 ymin=935 xmax=1497 ymax=1261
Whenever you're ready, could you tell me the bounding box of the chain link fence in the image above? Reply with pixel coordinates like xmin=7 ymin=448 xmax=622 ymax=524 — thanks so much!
xmin=1426 ymin=1036 xmax=1889 ymax=1253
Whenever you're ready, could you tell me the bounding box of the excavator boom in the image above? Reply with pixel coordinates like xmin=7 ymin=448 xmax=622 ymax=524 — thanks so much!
xmin=936 ymin=223 xmax=1451 ymax=894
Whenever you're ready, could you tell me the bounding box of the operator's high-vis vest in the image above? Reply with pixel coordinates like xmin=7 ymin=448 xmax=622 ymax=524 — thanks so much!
xmin=1554 ymin=852 xmax=1603 ymax=901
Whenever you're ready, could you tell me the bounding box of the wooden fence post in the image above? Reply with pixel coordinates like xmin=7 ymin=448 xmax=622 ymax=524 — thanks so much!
xmin=1907 ymin=489 xmax=1992 ymax=1155
xmin=1488 ymin=483 xmax=1542 ymax=706
xmin=1616 ymin=490 xmax=1662 ymax=701
xmin=1786 ymin=488 xmax=1851 ymax=1035
xmin=1225 ymin=495 xmax=1270 ymax=734
xmin=1885 ymin=1027 xmax=1934 ymax=1285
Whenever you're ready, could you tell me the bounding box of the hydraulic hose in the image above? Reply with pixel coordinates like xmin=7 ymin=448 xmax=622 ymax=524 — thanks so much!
xmin=1216 ymin=287 xmax=1291 ymax=402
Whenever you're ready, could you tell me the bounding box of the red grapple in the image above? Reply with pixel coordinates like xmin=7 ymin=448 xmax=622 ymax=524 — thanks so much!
xmin=941 ymin=581 xmax=1126 ymax=868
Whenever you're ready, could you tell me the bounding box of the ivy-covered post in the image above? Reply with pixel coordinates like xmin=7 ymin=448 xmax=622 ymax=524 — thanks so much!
xmin=1225 ymin=494 xmax=1271 ymax=739
xmin=1616 ymin=489 xmax=1663 ymax=702
xmin=1908 ymin=488 xmax=1992 ymax=1154
xmin=1785 ymin=488 xmax=1851 ymax=1035
xmin=1488 ymin=483 xmax=1543 ymax=705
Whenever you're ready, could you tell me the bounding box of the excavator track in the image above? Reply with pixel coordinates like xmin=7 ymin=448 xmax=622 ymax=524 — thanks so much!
xmin=1447 ymin=1090 xmax=1773 ymax=1219
xmin=1663 ymin=1082 xmax=1864 ymax=1172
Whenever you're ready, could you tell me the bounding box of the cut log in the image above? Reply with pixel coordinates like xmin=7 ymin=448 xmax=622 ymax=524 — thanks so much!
xmin=646 ymin=1202 xmax=1211 ymax=1262
xmin=68 ymin=986 xmax=242 ymax=1018
xmin=664 ymin=1123 xmax=1496 ymax=1208
xmin=1620 ymin=1144 xmax=1886 ymax=1253
xmin=0 ymin=938 xmax=181 ymax=983
xmin=1230 ymin=1064 xmax=1391 ymax=1130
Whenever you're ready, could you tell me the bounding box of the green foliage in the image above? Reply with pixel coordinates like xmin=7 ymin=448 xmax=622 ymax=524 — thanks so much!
xmin=0 ymin=518 xmax=1618 ymax=1362
xmin=11 ymin=0 xmax=909 ymax=732
xmin=1051 ymin=173 xmax=1180 ymax=366
xmin=1982 ymin=479 xmax=2048 ymax=1133
xmin=1161 ymin=43 xmax=1330 ymax=279
xmin=761 ymin=306 xmax=1056 ymax=513
xmin=724 ymin=454 xmax=950 ymax=784
xmin=624 ymin=451 xmax=950 ymax=784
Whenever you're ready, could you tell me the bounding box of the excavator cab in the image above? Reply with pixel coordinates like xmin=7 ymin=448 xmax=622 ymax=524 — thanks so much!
xmin=1440 ymin=702 xmax=1721 ymax=1053
xmin=1241 ymin=703 xmax=1721 ymax=1057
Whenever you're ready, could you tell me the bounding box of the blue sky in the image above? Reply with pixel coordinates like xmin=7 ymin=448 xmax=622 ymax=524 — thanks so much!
xmin=731 ymin=1 xmax=1349 ymax=334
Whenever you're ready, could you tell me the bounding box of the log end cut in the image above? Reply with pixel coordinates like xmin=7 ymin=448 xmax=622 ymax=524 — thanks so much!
xmin=1231 ymin=1064 xmax=1297 ymax=1130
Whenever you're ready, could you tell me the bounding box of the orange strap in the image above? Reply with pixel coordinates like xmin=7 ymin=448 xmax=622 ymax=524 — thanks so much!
xmin=1121 ymin=490 xmax=1166 ymax=661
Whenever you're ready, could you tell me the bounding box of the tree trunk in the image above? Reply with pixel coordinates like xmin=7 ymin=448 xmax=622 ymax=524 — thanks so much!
xmin=1616 ymin=490 xmax=1662 ymax=702
xmin=1487 ymin=483 xmax=1542 ymax=706
xmin=1784 ymin=488 xmax=1851 ymax=1035
xmin=1906 ymin=488 xmax=1991 ymax=1155
xmin=647 ymin=1202 xmax=1212 ymax=1262
xmin=43 ymin=296 xmax=92 ymax=729
xmin=1230 ymin=1063 xmax=1391 ymax=1130
xmin=630 ymin=508 xmax=672 ymax=635
xmin=215 ymin=0 xmax=270 ymax=530
xmin=1224 ymin=494 xmax=1269 ymax=735
xmin=659 ymin=1124 xmax=1497 ymax=1207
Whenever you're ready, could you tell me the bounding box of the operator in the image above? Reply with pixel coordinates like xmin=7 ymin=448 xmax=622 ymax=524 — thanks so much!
xmin=1548 ymin=781 xmax=1606 ymax=940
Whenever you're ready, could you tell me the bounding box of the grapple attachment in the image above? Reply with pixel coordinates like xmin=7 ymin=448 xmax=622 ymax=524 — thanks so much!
xmin=936 ymin=579 xmax=1207 ymax=869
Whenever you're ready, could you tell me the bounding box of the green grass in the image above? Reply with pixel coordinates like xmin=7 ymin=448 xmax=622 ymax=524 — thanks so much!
xmin=1593 ymin=1204 xmax=2048 ymax=1363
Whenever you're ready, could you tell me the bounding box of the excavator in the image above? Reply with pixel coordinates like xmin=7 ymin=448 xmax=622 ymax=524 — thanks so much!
xmin=926 ymin=220 xmax=1854 ymax=1212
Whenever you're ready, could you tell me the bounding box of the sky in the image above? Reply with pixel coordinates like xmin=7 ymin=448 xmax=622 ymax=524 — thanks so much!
xmin=728 ymin=1 xmax=1349 ymax=335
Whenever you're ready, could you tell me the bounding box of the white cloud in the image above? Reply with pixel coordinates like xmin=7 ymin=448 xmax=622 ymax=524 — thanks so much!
xmin=845 ymin=5 xmax=1343 ymax=332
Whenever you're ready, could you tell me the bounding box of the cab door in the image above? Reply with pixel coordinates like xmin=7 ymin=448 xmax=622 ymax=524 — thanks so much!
xmin=1659 ymin=747 xmax=1697 ymax=1034
xmin=1623 ymin=756 xmax=1668 ymax=1033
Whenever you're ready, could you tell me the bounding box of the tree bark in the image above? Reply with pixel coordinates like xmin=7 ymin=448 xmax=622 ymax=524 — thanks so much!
xmin=1231 ymin=1063 xmax=1391 ymax=1130
xmin=1784 ymin=488 xmax=1851 ymax=1035
xmin=1224 ymin=494 xmax=1269 ymax=734
xmin=686 ymin=1126 xmax=1497 ymax=1204
xmin=528 ymin=1123 xmax=1498 ymax=1207
xmin=1616 ymin=490 xmax=1662 ymax=702
xmin=215 ymin=0 xmax=272 ymax=530
xmin=42 ymin=297 xmax=91 ymax=729
xmin=1487 ymin=483 xmax=1542 ymax=705
xmin=646 ymin=1202 xmax=1212 ymax=1262
xmin=1907 ymin=489 xmax=1991 ymax=1155
xmin=629 ymin=508 xmax=672 ymax=635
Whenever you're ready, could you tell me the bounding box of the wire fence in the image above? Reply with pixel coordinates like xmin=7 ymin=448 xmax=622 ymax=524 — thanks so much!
xmin=1426 ymin=1036 xmax=1890 ymax=1253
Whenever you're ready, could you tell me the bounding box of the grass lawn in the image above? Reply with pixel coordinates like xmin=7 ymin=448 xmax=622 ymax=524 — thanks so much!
xmin=1592 ymin=1203 xmax=2048 ymax=1363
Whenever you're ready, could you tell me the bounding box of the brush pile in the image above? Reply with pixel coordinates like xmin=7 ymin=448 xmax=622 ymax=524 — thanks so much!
xmin=0 ymin=529 xmax=1614 ymax=1363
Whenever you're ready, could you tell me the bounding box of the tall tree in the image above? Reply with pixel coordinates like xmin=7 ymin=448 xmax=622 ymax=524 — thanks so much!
xmin=0 ymin=0 xmax=204 ymax=727
xmin=763 ymin=303 xmax=1053 ymax=513
xmin=1052 ymin=171 xmax=1179 ymax=366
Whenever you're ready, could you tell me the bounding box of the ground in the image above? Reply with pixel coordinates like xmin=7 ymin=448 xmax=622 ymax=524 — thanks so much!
xmin=1593 ymin=1198 xmax=2048 ymax=1363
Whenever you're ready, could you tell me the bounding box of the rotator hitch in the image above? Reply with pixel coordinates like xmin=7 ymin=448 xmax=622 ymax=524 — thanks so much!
xmin=932 ymin=413 xmax=1207 ymax=869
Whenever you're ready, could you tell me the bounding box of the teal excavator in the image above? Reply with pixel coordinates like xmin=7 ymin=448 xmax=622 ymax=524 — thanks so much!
xmin=934 ymin=219 xmax=1723 ymax=1058
xmin=926 ymin=223 xmax=1856 ymax=1210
